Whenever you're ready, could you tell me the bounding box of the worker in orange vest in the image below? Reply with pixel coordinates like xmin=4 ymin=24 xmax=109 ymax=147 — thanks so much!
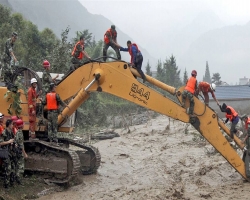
xmin=71 ymin=35 xmax=91 ymax=68
xmin=219 ymin=103 xmax=239 ymax=140
xmin=103 ymin=25 xmax=121 ymax=62
xmin=182 ymin=70 xmax=198 ymax=115
xmin=43 ymin=83 xmax=69 ymax=144
xmin=196 ymin=82 xmax=220 ymax=106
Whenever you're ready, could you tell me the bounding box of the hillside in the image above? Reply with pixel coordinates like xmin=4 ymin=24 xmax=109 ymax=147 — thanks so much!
xmin=179 ymin=21 xmax=250 ymax=83
xmin=0 ymin=0 xmax=157 ymax=67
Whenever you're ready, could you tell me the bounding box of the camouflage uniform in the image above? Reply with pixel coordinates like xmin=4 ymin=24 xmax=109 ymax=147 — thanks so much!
xmin=3 ymin=38 xmax=15 ymax=83
xmin=47 ymin=110 xmax=58 ymax=141
xmin=43 ymin=93 xmax=65 ymax=141
xmin=14 ymin=129 xmax=24 ymax=182
xmin=42 ymin=70 xmax=52 ymax=94
xmin=182 ymin=90 xmax=195 ymax=115
xmin=0 ymin=129 xmax=15 ymax=187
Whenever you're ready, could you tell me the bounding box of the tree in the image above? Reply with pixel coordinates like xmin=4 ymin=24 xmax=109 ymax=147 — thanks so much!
xmin=212 ymin=73 xmax=222 ymax=85
xmin=145 ymin=60 xmax=152 ymax=76
xmin=183 ymin=68 xmax=188 ymax=84
xmin=163 ymin=55 xmax=182 ymax=87
xmin=50 ymin=27 xmax=72 ymax=73
xmin=156 ymin=60 xmax=163 ymax=81
xmin=73 ymin=30 xmax=93 ymax=48
xmin=203 ymin=61 xmax=211 ymax=83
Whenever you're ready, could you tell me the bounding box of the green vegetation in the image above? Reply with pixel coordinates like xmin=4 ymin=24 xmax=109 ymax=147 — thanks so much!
xmin=0 ymin=4 xmax=222 ymax=131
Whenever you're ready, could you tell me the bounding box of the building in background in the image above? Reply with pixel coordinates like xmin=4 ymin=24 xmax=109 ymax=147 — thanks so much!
xmin=239 ymin=77 xmax=249 ymax=85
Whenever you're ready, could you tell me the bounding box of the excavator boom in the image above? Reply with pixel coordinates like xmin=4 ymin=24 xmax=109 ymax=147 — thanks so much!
xmin=56 ymin=61 xmax=249 ymax=181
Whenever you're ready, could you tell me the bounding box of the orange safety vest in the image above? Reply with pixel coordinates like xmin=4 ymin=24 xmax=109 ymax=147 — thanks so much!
xmin=245 ymin=117 xmax=250 ymax=130
xmin=0 ymin=124 xmax=4 ymax=136
xmin=225 ymin=106 xmax=238 ymax=121
xmin=198 ymin=82 xmax=210 ymax=93
xmin=46 ymin=93 xmax=58 ymax=110
xmin=185 ymin=77 xmax=196 ymax=94
xmin=71 ymin=41 xmax=84 ymax=59
xmin=128 ymin=43 xmax=140 ymax=63
xmin=104 ymin=29 xmax=117 ymax=44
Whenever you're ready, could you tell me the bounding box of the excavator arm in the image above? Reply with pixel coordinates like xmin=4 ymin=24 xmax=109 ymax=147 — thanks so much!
xmin=56 ymin=61 xmax=249 ymax=181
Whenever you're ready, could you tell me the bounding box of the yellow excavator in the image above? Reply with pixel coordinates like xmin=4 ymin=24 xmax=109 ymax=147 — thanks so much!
xmin=0 ymin=60 xmax=249 ymax=183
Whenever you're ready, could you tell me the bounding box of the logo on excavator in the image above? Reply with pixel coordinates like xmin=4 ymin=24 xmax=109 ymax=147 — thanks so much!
xmin=129 ymin=83 xmax=150 ymax=105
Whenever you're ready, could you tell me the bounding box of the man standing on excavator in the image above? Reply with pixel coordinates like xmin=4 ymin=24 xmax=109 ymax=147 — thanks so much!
xmin=42 ymin=60 xmax=59 ymax=94
xmin=182 ymin=70 xmax=198 ymax=116
xmin=71 ymin=35 xmax=91 ymax=69
xmin=27 ymin=78 xmax=41 ymax=140
xmin=219 ymin=103 xmax=239 ymax=140
xmin=43 ymin=83 xmax=70 ymax=144
xmin=103 ymin=25 xmax=121 ymax=62
xmin=120 ymin=40 xmax=146 ymax=83
xmin=196 ymin=82 xmax=220 ymax=106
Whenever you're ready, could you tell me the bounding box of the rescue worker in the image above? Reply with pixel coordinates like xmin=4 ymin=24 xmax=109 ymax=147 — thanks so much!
xmin=196 ymin=82 xmax=220 ymax=106
xmin=14 ymin=119 xmax=28 ymax=185
xmin=240 ymin=114 xmax=250 ymax=147
xmin=43 ymin=83 xmax=70 ymax=144
xmin=219 ymin=103 xmax=239 ymax=140
xmin=120 ymin=40 xmax=146 ymax=83
xmin=182 ymin=70 xmax=198 ymax=115
xmin=0 ymin=113 xmax=4 ymax=135
xmin=11 ymin=115 xmax=18 ymax=135
xmin=42 ymin=60 xmax=59 ymax=94
xmin=27 ymin=78 xmax=41 ymax=139
xmin=0 ymin=119 xmax=15 ymax=188
xmin=71 ymin=35 xmax=91 ymax=69
xmin=3 ymin=32 xmax=18 ymax=83
xmin=103 ymin=25 xmax=121 ymax=62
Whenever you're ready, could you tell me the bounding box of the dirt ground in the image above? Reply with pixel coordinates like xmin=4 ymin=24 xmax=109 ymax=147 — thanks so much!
xmin=2 ymin=115 xmax=250 ymax=199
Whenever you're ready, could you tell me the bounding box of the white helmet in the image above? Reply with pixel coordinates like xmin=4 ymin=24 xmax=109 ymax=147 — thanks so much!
xmin=30 ymin=78 xmax=37 ymax=84
xmin=0 ymin=113 xmax=4 ymax=119
xmin=210 ymin=83 xmax=216 ymax=91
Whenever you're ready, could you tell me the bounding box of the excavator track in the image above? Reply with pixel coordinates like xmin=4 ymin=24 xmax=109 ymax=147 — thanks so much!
xmin=24 ymin=140 xmax=80 ymax=184
xmin=58 ymin=138 xmax=101 ymax=175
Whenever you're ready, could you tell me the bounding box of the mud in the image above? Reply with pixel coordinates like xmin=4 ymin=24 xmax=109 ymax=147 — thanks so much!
xmin=36 ymin=115 xmax=250 ymax=200
xmin=2 ymin=115 xmax=250 ymax=199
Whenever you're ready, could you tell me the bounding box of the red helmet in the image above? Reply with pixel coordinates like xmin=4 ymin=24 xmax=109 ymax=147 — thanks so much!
xmin=43 ymin=60 xmax=50 ymax=68
xmin=191 ymin=70 xmax=197 ymax=76
xmin=16 ymin=119 xmax=24 ymax=128
xmin=11 ymin=116 xmax=18 ymax=123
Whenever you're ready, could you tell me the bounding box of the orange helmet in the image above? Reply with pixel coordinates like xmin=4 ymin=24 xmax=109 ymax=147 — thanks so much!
xmin=43 ymin=60 xmax=50 ymax=68
xmin=191 ymin=70 xmax=197 ymax=76
xmin=11 ymin=116 xmax=18 ymax=124
xmin=16 ymin=119 xmax=24 ymax=128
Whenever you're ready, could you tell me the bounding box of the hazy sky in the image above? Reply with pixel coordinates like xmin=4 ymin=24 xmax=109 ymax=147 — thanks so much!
xmin=80 ymin=0 xmax=250 ymax=40
xmin=79 ymin=0 xmax=250 ymax=83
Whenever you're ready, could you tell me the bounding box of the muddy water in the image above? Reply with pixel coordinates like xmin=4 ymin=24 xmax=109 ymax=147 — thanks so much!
xmin=39 ymin=115 xmax=250 ymax=200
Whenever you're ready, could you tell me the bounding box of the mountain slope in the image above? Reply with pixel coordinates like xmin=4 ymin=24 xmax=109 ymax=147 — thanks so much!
xmin=0 ymin=0 xmax=157 ymax=68
xmin=180 ymin=22 xmax=250 ymax=83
